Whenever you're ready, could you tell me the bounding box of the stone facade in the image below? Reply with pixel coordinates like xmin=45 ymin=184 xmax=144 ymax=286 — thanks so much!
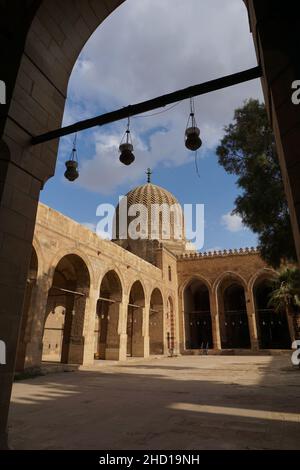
xmin=16 ymin=201 xmax=296 ymax=373
xmin=177 ymin=249 xmax=295 ymax=352
xmin=17 ymin=202 xmax=179 ymax=370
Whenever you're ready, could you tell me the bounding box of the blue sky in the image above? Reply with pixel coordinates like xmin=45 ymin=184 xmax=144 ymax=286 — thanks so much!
xmin=40 ymin=0 xmax=263 ymax=251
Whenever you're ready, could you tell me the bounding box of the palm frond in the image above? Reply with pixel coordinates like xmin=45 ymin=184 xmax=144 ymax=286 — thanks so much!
xmin=268 ymin=267 xmax=300 ymax=312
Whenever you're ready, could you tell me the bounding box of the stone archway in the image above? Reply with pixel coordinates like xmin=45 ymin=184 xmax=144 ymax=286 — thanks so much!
xmin=184 ymin=279 xmax=213 ymax=350
xmin=42 ymin=254 xmax=90 ymax=364
xmin=218 ymin=279 xmax=250 ymax=349
xmin=95 ymin=270 xmax=122 ymax=360
xmin=127 ymin=281 xmax=145 ymax=357
xmin=149 ymin=288 xmax=164 ymax=355
xmin=2 ymin=0 xmax=300 ymax=450
xmin=254 ymin=278 xmax=291 ymax=349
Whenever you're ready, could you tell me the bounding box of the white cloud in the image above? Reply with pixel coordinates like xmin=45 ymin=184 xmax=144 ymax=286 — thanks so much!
xmin=221 ymin=212 xmax=246 ymax=232
xmin=62 ymin=0 xmax=263 ymax=194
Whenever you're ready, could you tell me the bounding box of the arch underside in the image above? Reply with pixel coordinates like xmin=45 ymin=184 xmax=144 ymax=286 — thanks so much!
xmin=42 ymin=254 xmax=90 ymax=364
xmin=220 ymin=282 xmax=251 ymax=349
xmin=182 ymin=273 xmax=293 ymax=352
xmin=95 ymin=270 xmax=123 ymax=360
xmin=149 ymin=288 xmax=164 ymax=355
xmin=127 ymin=281 xmax=145 ymax=358
xmin=184 ymin=279 xmax=213 ymax=350
xmin=254 ymin=280 xmax=291 ymax=349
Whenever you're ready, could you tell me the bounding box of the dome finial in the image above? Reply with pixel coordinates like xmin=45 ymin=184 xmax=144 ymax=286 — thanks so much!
xmin=146 ymin=168 xmax=152 ymax=183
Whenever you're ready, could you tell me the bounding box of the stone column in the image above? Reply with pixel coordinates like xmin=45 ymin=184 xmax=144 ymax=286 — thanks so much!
xmin=130 ymin=305 xmax=148 ymax=358
xmin=82 ymin=287 xmax=98 ymax=366
xmin=169 ymin=317 xmax=178 ymax=356
xmin=143 ymin=302 xmax=150 ymax=358
xmin=149 ymin=306 xmax=164 ymax=355
xmin=177 ymin=294 xmax=185 ymax=354
xmin=118 ymin=297 xmax=128 ymax=361
xmin=173 ymin=324 xmax=180 ymax=356
xmin=0 ymin=155 xmax=43 ymax=449
xmin=20 ymin=276 xmax=52 ymax=370
xmin=173 ymin=297 xmax=181 ymax=356
xmin=160 ymin=306 xmax=165 ymax=355
xmin=105 ymin=302 xmax=122 ymax=360
xmin=61 ymin=281 xmax=76 ymax=364
xmin=15 ymin=279 xmax=35 ymax=371
xmin=163 ymin=304 xmax=169 ymax=355
xmin=210 ymin=293 xmax=221 ymax=351
xmin=245 ymin=289 xmax=259 ymax=351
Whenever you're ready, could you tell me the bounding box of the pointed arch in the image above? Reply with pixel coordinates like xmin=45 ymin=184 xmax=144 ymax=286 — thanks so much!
xmin=183 ymin=278 xmax=213 ymax=350
xmin=42 ymin=253 xmax=90 ymax=364
xmin=95 ymin=269 xmax=123 ymax=360
xmin=216 ymin=272 xmax=250 ymax=349
xmin=149 ymin=288 xmax=164 ymax=355
xmin=127 ymin=280 xmax=145 ymax=357
xmin=253 ymin=275 xmax=291 ymax=349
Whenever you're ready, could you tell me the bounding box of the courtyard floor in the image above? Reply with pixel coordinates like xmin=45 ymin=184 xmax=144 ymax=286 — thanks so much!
xmin=8 ymin=355 xmax=300 ymax=450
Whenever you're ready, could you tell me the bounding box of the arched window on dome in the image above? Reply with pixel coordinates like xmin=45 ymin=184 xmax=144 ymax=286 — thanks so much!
xmin=168 ymin=266 xmax=172 ymax=282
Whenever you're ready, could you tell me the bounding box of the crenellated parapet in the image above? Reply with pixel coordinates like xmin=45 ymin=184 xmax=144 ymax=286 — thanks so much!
xmin=177 ymin=247 xmax=259 ymax=260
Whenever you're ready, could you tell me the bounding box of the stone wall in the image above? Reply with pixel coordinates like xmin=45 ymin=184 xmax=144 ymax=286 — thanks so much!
xmin=18 ymin=202 xmax=179 ymax=370
xmin=177 ymin=249 xmax=295 ymax=353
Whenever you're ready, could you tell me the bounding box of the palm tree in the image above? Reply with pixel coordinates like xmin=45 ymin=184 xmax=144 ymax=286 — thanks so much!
xmin=268 ymin=267 xmax=300 ymax=340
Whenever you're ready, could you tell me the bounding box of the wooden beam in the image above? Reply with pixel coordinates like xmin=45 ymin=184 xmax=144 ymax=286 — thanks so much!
xmin=51 ymin=286 xmax=86 ymax=297
xmin=31 ymin=66 xmax=261 ymax=145
xmin=128 ymin=303 xmax=143 ymax=309
xmin=98 ymin=296 xmax=121 ymax=304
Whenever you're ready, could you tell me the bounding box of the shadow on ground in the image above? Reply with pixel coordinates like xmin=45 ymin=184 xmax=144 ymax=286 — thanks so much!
xmin=8 ymin=355 xmax=300 ymax=450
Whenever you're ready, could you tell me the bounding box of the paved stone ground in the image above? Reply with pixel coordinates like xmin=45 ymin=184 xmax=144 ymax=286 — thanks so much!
xmin=8 ymin=356 xmax=300 ymax=450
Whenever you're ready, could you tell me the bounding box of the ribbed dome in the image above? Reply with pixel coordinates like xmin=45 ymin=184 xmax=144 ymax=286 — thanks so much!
xmin=114 ymin=182 xmax=185 ymax=243
xmin=126 ymin=183 xmax=179 ymax=208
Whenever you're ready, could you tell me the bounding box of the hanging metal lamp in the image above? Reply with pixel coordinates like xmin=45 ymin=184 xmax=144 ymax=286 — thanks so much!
xmin=119 ymin=117 xmax=135 ymax=166
xmin=64 ymin=134 xmax=79 ymax=181
xmin=185 ymin=98 xmax=202 ymax=151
